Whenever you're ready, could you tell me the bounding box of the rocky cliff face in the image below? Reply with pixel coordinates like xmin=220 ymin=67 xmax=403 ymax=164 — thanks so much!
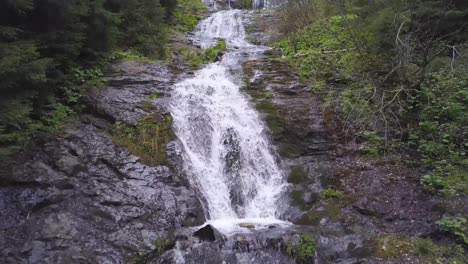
xmin=0 ymin=8 xmax=455 ymax=264
xmin=0 ymin=61 xmax=205 ymax=264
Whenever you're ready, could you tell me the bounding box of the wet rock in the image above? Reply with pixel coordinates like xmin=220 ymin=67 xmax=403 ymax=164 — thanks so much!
xmin=193 ymin=224 xmax=224 ymax=242
xmin=159 ymin=227 xmax=298 ymax=264
xmin=239 ymin=223 xmax=256 ymax=229
xmin=0 ymin=61 xmax=204 ymax=263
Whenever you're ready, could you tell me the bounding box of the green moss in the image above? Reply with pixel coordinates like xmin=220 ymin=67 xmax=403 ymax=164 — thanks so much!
xmin=248 ymin=90 xmax=268 ymax=100
xmin=321 ymin=188 xmax=343 ymax=200
xmin=288 ymin=166 xmax=308 ymax=184
xmin=265 ymin=114 xmax=284 ymax=135
xmin=324 ymin=200 xmax=341 ymax=219
xmin=279 ymin=143 xmax=301 ymax=159
xmin=111 ymin=115 xmax=173 ymax=166
xmin=252 ymin=99 xmax=285 ymax=137
xmin=255 ymin=100 xmax=276 ymax=113
xmin=374 ymin=234 xmax=466 ymax=262
xmin=291 ymin=190 xmax=305 ymax=208
xmin=295 ymin=210 xmax=322 ymax=226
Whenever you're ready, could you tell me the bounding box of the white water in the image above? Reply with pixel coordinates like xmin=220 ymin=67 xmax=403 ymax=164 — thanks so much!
xmin=170 ymin=9 xmax=288 ymax=234
xmin=193 ymin=10 xmax=249 ymax=49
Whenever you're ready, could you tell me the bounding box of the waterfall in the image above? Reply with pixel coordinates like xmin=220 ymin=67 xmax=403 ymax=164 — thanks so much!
xmin=170 ymin=10 xmax=288 ymax=234
xmin=253 ymin=0 xmax=268 ymax=9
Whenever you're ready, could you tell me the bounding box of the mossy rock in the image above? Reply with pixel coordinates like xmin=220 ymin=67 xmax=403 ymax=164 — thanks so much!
xmin=324 ymin=200 xmax=342 ymax=220
xmin=291 ymin=190 xmax=306 ymax=208
xmin=265 ymin=114 xmax=284 ymax=136
xmin=255 ymin=100 xmax=276 ymax=113
xmin=321 ymin=188 xmax=343 ymax=200
xmin=288 ymin=166 xmax=308 ymax=184
xmin=295 ymin=210 xmax=322 ymax=226
xmin=110 ymin=114 xmax=174 ymax=166
xmin=374 ymin=234 xmax=466 ymax=262
xmin=279 ymin=143 xmax=302 ymax=159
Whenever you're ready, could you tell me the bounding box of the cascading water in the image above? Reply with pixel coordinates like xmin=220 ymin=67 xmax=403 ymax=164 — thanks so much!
xmin=170 ymin=9 xmax=288 ymax=234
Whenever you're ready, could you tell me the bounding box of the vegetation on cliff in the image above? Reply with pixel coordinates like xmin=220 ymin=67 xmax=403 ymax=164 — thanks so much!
xmin=274 ymin=0 xmax=467 ymax=254
xmin=0 ymin=0 xmax=206 ymax=160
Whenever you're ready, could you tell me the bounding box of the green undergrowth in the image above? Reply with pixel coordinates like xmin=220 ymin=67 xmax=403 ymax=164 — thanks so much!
xmin=436 ymin=216 xmax=468 ymax=245
xmin=172 ymin=0 xmax=208 ymax=32
xmin=0 ymin=64 xmax=107 ymax=160
xmin=374 ymin=234 xmax=466 ymax=263
xmin=112 ymin=49 xmax=156 ymax=64
xmin=286 ymin=234 xmax=316 ymax=264
xmin=275 ymin=2 xmax=467 ymax=241
xmin=176 ymin=39 xmax=227 ymax=68
xmin=111 ymin=115 xmax=173 ymax=166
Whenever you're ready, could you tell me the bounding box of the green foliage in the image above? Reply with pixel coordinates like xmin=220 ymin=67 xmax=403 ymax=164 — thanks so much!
xmin=412 ymin=71 xmax=468 ymax=196
xmin=121 ymin=0 xmax=168 ymax=59
xmin=172 ymin=0 xmax=207 ymax=32
xmin=178 ymin=39 xmax=227 ymax=68
xmin=113 ymin=49 xmax=155 ymax=64
xmin=437 ymin=216 xmax=468 ymax=244
xmin=71 ymin=67 xmax=106 ymax=88
xmin=360 ymin=131 xmax=386 ymax=157
xmin=0 ymin=97 xmax=73 ymax=159
xmin=412 ymin=71 xmax=468 ymax=167
xmin=0 ymin=0 xmax=180 ymax=160
xmin=374 ymin=234 xmax=466 ymax=262
xmin=287 ymin=234 xmax=316 ymax=264
xmin=275 ymin=15 xmax=361 ymax=81
xmin=276 ymin=0 xmax=468 ymax=208
xmin=111 ymin=115 xmax=173 ymax=166
xmin=321 ymin=188 xmax=343 ymax=200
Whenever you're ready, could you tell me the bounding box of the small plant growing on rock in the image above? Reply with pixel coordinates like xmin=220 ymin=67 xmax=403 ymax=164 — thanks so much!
xmin=111 ymin=115 xmax=173 ymax=166
xmin=287 ymin=234 xmax=316 ymax=264
xmin=154 ymin=238 xmax=172 ymax=255
xmin=321 ymin=188 xmax=343 ymax=200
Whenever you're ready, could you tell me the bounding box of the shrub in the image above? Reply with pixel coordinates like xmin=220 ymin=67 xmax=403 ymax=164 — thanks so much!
xmin=287 ymin=234 xmax=316 ymax=264
xmin=321 ymin=188 xmax=343 ymax=200
xmin=437 ymin=216 xmax=468 ymax=244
